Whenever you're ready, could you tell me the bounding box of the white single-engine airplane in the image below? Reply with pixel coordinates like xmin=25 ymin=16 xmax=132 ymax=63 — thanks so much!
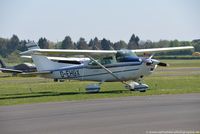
xmin=21 ymin=42 xmax=194 ymax=92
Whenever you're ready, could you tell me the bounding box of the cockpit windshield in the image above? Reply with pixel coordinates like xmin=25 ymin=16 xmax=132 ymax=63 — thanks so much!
xmin=88 ymin=50 xmax=140 ymax=66
xmin=116 ymin=50 xmax=138 ymax=62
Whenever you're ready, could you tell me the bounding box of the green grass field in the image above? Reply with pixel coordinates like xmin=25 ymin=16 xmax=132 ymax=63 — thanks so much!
xmin=0 ymin=59 xmax=200 ymax=106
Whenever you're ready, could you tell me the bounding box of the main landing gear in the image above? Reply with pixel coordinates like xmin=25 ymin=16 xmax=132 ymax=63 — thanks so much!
xmin=85 ymin=82 xmax=103 ymax=93
xmin=85 ymin=81 xmax=149 ymax=93
xmin=85 ymin=83 xmax=101 ymax=93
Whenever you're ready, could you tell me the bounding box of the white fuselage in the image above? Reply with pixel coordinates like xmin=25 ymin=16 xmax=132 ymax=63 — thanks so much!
xmin=50 ymin=60 xmax=156 ymax=82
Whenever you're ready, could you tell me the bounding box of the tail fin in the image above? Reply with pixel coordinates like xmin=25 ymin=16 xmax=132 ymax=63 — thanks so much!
xmin=0 ymin=59 xmax=6 ymax=68
xmin=31 ymin=55 xmax=67 ymax=71
xmin=26 ymin=41 xmax=40 ymax=50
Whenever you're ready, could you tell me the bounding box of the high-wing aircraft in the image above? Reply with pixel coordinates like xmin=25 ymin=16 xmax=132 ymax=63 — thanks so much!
xmin=21 ymin=42 xmax=194 ymax=92
xmin=0 ymin=59 xmax=36 ymax=76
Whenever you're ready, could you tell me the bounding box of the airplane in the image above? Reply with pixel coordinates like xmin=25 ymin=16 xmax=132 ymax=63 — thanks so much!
xmin=193 ymin=52 xmax=200 ymax=56
xmin=21 ymin=42 xmax=194 ymax=93
xmin=0 ymin=59 xmax=36 ymax=76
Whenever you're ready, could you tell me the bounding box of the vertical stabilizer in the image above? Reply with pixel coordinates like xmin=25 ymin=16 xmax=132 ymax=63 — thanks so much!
xmin=0 ymin=59 xmax=6 ymax=68
xmin=26 ymin=41 xmax=40 ymax=50
xmin=31 ymin=55 xmax=67 ymax=71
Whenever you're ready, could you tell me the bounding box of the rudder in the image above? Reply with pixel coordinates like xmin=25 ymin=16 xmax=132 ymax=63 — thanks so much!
xmin=26 ymin=41 xmax=40 ymax=50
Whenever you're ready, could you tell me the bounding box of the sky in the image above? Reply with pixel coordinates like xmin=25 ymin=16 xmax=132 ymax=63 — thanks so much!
xmin=0 ymin=0 xmax=199 ymax=42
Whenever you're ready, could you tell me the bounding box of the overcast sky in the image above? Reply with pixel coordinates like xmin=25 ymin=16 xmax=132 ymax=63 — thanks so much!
xmin=0 ymin=0 xmax=199 ymax=42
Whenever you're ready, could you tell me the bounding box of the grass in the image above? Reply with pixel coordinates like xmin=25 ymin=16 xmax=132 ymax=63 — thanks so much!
xmin=0 ymin=59 xmax=200 ymax=106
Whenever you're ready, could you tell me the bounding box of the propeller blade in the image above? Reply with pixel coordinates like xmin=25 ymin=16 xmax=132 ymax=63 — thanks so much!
xmin=157 ymin=62 xmax=169 ymax=67
xmin=149 ymin=54 xmax=155 ymax=59
xmin=145 ymin=59 xmax=169 ymax=67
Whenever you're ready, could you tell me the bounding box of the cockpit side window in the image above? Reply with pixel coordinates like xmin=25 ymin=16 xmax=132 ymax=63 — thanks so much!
xmin=100 ymin=57 xmax=113 ymax=65
xmin=88 ymin=56 xmax=115 ymax=66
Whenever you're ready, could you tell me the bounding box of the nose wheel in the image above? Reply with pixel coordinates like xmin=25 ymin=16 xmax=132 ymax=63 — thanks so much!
xmin=125 ymin=81 xmax=149 ymax=92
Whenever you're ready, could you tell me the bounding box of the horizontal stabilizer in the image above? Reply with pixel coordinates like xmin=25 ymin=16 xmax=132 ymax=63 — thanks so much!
xmin=0 ymin=68 xmax=23 ymax=73
xmin=18 ymin=71 xmax=51 ymax=77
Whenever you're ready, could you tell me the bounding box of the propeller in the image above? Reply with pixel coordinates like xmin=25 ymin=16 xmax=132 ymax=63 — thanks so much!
xmin=145 ymin=54 xmax=169 ymax=67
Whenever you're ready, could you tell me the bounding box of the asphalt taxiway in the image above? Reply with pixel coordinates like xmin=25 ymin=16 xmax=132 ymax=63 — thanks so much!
xmin=0 ymin=93 xmax=200 ymax=134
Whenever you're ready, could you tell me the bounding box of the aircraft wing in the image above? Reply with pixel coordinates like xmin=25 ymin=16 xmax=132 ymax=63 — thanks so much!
xmin=21 ymin=46 xmax=194 ymax=57
xmin=21 ymin=49 xmax=117 ymax=57
xmin=21 ymin=55 xmax=90 ymax=62
xmin=132 ymin=46 xmax=194 ymax=54
xmin=0 ymin=68 xmax=23 ymax=73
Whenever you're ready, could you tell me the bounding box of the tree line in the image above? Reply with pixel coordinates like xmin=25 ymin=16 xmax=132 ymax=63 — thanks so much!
xmin=0 ymin=34 xmax=200 ymax=58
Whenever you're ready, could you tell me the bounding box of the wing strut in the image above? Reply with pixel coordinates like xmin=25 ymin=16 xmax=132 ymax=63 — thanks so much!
xmin=87 ymin=56 xmax=129 ymax=86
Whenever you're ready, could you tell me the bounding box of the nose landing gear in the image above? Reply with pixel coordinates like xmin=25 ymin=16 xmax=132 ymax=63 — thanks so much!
xmin=125 ymin=81 xmax=149 ymax=92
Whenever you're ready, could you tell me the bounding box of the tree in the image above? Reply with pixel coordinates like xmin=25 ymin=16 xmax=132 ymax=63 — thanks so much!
xmin=143 ymin=40 xmax=153 ymax=49
xmin=113 ymin=40 xmax=127 ymax=50
xmin=88 ymin=37 xmax=101 ymax=50
xmin=169 ymin=40 xmax=179 ymax=47
xmin=157 ymin=40 xmax=170 ymax=48
xmin=101 ymin=38 xmax=113 ymax=50
xmin=88 ymin=39 xmax=94 ymax=49
xmin=7 ymin=34 xmax=19 ymax=53
xmin=0 ymin=38 xmax=9 ymax=57
xmin=61 ymin=36 xmax=74 ymax=49
xmin=38 ymin=37 xmax=49 ymax=49
xmin=17 ymin=40 xmax=27 ymax=52
xmin=128 ymin=34 xmax=140 ymax=49
xmin=192 ymin=39 xmax=200 ymax=52
xmin=77 ymin=37 xmax=88 ymax=49
xmin=55 ymin=41 xmax=62 ymax=49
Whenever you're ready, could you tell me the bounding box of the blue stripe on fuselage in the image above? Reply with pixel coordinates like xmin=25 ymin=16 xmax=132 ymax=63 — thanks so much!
xmin=43 ymin=61 xmax=142 ymax=73
xmin=50 ymin=64 xmax=85 ymax=72
xmin=78 ymin=68 xmax=139 ymax=79
xmin=51 ymin=62 xmax=142 ymax=72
